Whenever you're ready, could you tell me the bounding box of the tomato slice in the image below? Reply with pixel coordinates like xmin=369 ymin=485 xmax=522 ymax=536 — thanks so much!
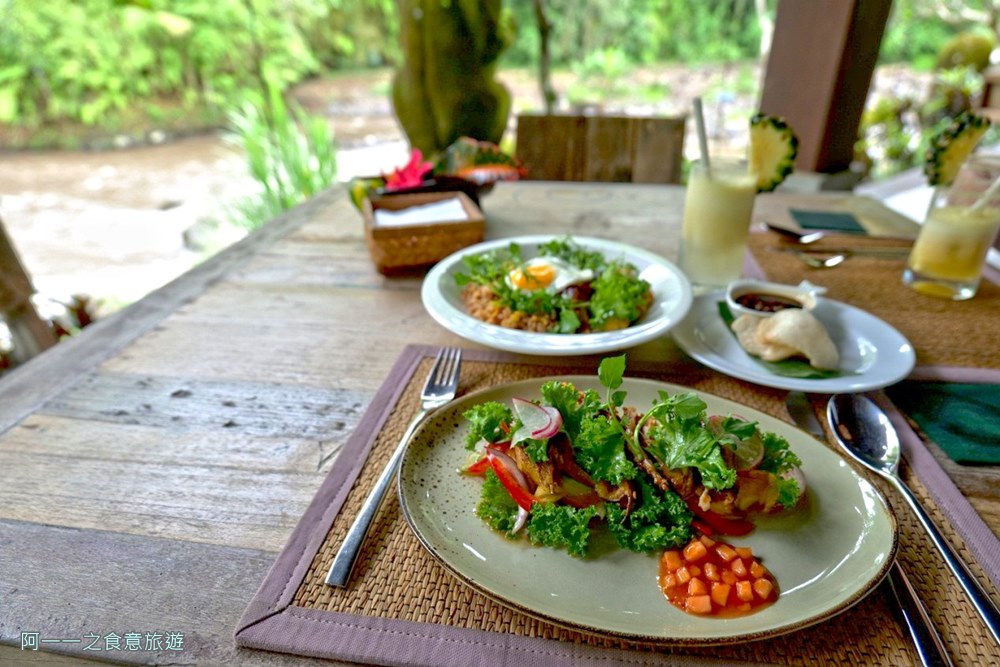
xmin=685 ymin=498 xmax=754 ymax=537
xmin=487 ymin=450 xmax=535 ymax=511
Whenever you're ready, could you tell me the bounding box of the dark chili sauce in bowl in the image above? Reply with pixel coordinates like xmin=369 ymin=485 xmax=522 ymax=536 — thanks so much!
xmin=734 ymin=293 xmax=803 ymax=314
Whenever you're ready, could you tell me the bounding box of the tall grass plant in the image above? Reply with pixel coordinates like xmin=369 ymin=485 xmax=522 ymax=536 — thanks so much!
xmin=225 ymin=83 xmax=337 ymax=230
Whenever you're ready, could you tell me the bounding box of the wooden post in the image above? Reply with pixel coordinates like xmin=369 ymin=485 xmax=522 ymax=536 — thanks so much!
xmin=0 ymin=219 xmax=56 ymax=365
xmin=516 ymin=113 xmax=687 ymax=184
xmin=759 ymin=0 xmax=892 ymax=176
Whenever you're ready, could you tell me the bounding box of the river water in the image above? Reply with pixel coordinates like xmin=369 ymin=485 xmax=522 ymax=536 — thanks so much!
xmin=0 ymin=134 xmax=409 ymax=316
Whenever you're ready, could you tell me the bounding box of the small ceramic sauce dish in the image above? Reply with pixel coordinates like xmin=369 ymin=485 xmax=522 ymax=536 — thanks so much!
xmin=725 ymin=279 xmax=827 ymax=318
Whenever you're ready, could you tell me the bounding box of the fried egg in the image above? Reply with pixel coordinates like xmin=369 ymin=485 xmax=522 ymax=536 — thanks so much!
xmin=505 ymin=257 xmax=594 ymax=294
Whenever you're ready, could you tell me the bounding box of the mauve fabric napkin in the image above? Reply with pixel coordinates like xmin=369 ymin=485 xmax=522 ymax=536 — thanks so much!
xmin=887 ymin=382 xmax=1000 ymax=465
xmin=790 ymin=209 xmax=867 ymax=234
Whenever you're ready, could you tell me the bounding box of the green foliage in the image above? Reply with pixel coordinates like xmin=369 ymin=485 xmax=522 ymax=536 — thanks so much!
xmin=502 ymin=0 xmax=762 ymax=69
xmin=225 ymin=83 xmax=337 ymax=230
xmin=0 ymin=0 xmax=394 ymax=135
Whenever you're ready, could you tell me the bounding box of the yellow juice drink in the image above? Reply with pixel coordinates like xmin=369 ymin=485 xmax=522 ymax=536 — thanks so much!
xmin=904 ymin=205 xmax=1000 ymax=300
xmin=679 ymin=160 xmax=757 ymax=288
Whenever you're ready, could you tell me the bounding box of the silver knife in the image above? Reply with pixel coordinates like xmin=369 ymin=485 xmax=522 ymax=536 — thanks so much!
xmin=784 ymin=390 xmax=953 ymax=667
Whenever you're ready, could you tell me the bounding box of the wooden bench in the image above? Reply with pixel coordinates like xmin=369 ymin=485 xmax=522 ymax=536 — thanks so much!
xmin=0 ymin=217 xmax=56 ymax=365
xmin=515 ymin=113 xmax=687 ymax=184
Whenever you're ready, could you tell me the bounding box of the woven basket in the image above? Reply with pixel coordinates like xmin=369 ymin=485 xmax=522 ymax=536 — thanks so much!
xmin=363 ymin=191 xmax=485 ymax=275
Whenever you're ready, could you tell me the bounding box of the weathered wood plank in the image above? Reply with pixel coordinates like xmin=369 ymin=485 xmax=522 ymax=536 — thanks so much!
xmin=3 ymin=414 xmax=334 ymax=473
xmin=0 ymin=519 xmax=340 ymax=666
xmin=39 ymin=373 xmax=366 ymax=442
xmin=0 ymin=187 xmax=348 ymax=435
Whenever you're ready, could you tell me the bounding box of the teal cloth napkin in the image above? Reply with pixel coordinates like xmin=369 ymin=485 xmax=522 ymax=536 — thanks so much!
xmin=790 ymin=209 xmax=866 ymax=233
xmin=887 ymin=383 xmax=1000 ymax=465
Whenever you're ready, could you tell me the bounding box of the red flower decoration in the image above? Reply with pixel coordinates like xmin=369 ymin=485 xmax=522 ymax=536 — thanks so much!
xmin=383 ymin=149 xmax=434 ymax=191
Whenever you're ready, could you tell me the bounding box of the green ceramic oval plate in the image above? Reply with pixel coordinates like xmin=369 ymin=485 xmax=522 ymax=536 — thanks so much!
xmin=397 ymin=376 xmax=898 ymax=646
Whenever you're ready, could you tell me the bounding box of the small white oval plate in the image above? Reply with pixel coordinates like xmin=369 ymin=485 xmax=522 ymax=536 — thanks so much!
xmin=420 ymin=236 xmax=693 ymax=356
xmin=672 ymin=291 xmax=916 ymax=393
xmin=398 ymin=376 xmax=897 ymax=645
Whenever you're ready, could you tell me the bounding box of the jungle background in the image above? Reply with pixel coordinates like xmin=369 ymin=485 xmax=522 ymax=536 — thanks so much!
xmin=1 ymin=0 xmax=999 ymax=352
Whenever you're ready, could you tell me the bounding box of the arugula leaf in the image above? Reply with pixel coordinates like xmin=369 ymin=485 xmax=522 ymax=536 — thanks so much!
xmin=589 ymin=262 xmax=652 ymax=330
xmin=606 ymin=479 xmax=691 ymax=552
xmin=640 ymin=392 xmax=737 ymax=490
xmin=574 ymin=415 xmax=638 ymax=485
xmin=463 ymin=402 xmax=514 ymax=449
xmin=527 ymin=502 xmax=599 ymax=556
xmin=538 ymin=237 xmax=606 ymax=272
xmin=475 ymin=469 xmax=520 ymax=535
xmin=598 ymin=353 xmax=626 ymax=390
xmin=717 ymin=302 xmax=848 ymax=379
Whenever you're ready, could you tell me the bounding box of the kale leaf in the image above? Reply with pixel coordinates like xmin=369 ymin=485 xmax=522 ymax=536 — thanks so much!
xmin=475 ymin=469 xmax=519 ymax=535
xmin=463 ymin=401 xmax=514 ymax=449
xmin=527 ymin=502 xmax=599 ymax=556
xmin=606 ymin=478 xmax=691 ymax=552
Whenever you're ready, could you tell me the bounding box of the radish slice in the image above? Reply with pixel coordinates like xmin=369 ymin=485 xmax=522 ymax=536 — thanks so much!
xmin=511 ymin=397 xmax=561 ymax=443
xmin=535 ymin=406 xmax=563 ymax=439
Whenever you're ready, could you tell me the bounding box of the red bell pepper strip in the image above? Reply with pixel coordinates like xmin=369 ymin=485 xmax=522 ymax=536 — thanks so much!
xmin=486 ymin=449 xmax=535 ymax=512
xmin=685 ymin=498 xmax=754 ymax=537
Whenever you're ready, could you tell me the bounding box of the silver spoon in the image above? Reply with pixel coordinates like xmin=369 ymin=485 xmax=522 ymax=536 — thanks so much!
xmin=794 ymin=251 xmax=847 ymax=269
xmin=827 ymin=393 xmax=1000 ymax=646
xmin=764 ymin=221 xmax=826 ymax=244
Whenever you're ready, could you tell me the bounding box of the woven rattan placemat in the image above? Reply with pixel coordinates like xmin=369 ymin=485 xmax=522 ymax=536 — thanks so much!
xmin=746 ymin=233 xmax=999 ymax=370
xmin=236 ymin=346 xmax=1000 ymax=667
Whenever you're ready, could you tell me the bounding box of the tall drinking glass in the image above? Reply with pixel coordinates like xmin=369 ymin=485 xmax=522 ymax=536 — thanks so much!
xmin=902 ymin=154 xmax=1000 ymax=300
xmin=678 ymin=158 xmax=758 ymax=291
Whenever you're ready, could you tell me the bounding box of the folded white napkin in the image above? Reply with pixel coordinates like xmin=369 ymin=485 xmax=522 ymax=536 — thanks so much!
xmin=373 ymin=198 xmax=468 ymax=227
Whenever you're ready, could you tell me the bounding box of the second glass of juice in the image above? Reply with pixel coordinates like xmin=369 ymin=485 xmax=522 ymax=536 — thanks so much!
xmin=903 ymin=154 xmax=1000 ymax=300
xmin=678 ymin=158 xmax=758 ymax=290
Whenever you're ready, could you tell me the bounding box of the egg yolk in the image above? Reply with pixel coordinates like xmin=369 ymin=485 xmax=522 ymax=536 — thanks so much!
xmin=509 ymin=263 xmax=556 ymax=291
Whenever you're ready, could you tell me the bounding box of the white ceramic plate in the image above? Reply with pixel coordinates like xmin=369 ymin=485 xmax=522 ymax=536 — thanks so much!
xmin=398 ymin=377 xmax=897 ymax=645
xmin=420 ymin=236 xmax=693 ymax=356
xmin=671 ymin=292 xmax=916 ymax=393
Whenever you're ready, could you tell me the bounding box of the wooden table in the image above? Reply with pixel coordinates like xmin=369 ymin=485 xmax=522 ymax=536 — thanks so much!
xmin=0 ymin=182 xmax=996 ymax=665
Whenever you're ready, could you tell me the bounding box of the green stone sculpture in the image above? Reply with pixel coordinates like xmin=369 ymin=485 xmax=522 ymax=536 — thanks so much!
xmin=392 ymin=0 xmax=512 ymax=156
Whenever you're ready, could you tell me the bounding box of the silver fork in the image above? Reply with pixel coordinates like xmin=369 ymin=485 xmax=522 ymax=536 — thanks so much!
xmin=326 ymin=347 xmax=462 ymax=587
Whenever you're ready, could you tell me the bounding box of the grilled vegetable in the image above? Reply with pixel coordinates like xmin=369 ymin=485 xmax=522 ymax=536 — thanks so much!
xmin=748 ymin=113 xmax=799 ymax=193
xmin=924 ymin=111 xmax=992 ymax=186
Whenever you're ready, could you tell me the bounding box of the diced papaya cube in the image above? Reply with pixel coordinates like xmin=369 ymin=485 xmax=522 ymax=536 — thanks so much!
xmin=689 ymin=565 xmax=701 ymax=577
xmin=662 ymin=550 xmax=683 ymax=571
xmin=685 ymin=595 xmax=713 ymax=615
xmin=735 ymin=546 xmax=753 ymax=560
xmin=699 ymin=534 xmax=716 ymax=548
xmin=736 ymin=580 xmax=754 ymax=602
xmin=721 ymin=570 xmax=738 ymax=585
xmin=750 ymin=561 xmax=766 ymax=579
xmin=688 ymin=577 xmax=708 ymax=596
xmin=683 ymin=539 xmax=708 ymax=562
xmin=663 ymin=573 xmax=678 ymax=589
xmin=738 ymin=602 xmax=751 ymax=612
xmin=753 ymin=578 xmax=774 ymax=600
xmin=715 ymin=544 xmax=738 ymax=562
xmin=731 ymin=558 xmax=747 ymax=578
xmin=710 ymin=582 xmax=731 ymax=607
xmin=676 ymin=566 xmax=692 ymax=584
xmin=704 ymin=562 xmax=719 ymax=581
